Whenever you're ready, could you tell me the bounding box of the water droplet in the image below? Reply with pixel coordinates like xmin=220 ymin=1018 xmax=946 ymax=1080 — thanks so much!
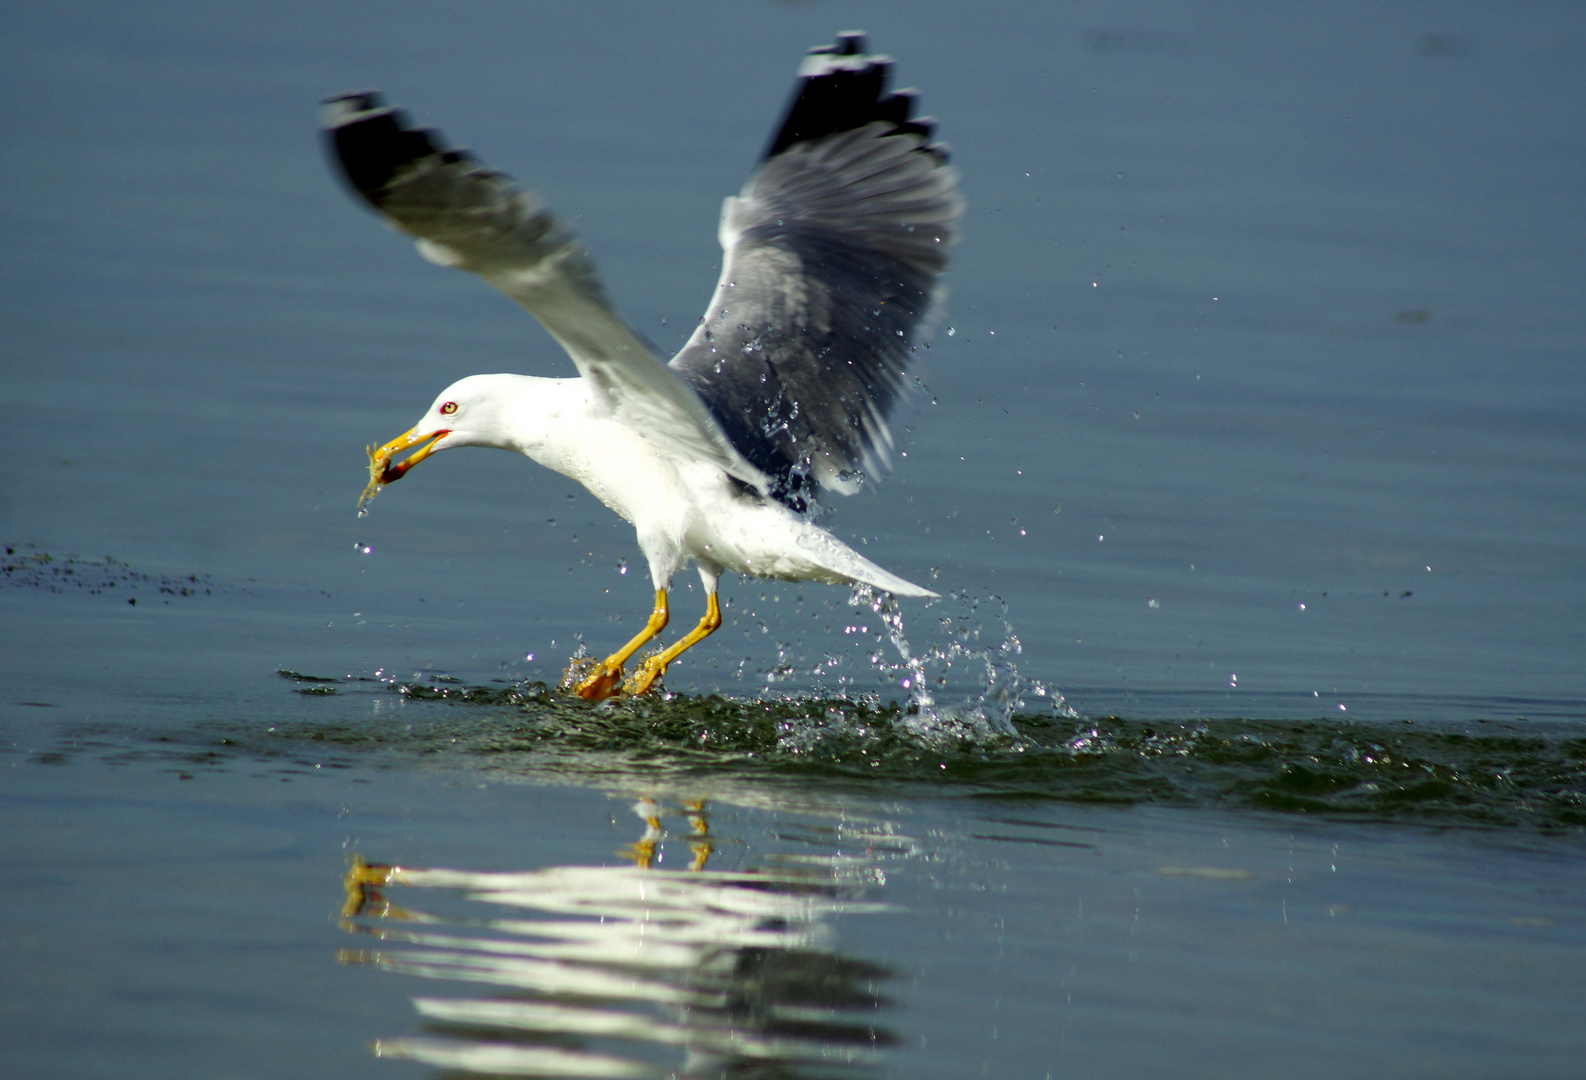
xmin=945 ymin=326 xmax=955 ymax=337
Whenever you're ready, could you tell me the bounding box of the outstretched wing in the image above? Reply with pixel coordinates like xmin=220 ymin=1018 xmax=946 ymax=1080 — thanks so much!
xmin=668 ymin=33 xmax=962 ymax=511
xmin=320 ymin=94 xmax=769 ymax=494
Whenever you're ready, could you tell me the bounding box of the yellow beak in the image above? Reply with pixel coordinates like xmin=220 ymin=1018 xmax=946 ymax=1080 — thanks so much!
xmin=357 ymin=427 xmax=450 ymax=510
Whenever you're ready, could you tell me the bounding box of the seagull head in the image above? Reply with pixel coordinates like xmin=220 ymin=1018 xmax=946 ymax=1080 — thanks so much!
xmin=357 ymin=375 xmax=516 ymax=509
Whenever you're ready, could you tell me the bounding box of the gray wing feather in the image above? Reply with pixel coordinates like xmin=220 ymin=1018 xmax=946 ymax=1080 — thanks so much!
xmin=669 ymin=36 xmax=962 ymax=511
xmin=320 ymin=94 xmax=769 ymax=493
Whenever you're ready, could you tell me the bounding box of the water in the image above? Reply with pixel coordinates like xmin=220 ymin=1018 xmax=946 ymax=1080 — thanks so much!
xmin=4 ymin=1 xmax=1585 ymax=1077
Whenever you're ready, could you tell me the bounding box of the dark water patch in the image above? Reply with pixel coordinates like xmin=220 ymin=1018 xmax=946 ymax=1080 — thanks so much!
xmin=2 ymin=543 xmax=231 ymax=604
xmin=1067 ymin=687 xmax=1586 ymax=725
xmin=277 ymin=669 xmax=340 ymax=683
xmin=968 ymin=832 xmax=1097 ymax=849
xmin=999 ymin=713 xmax=1586 ymax=828
xmin=28 ymin=678 xmax=1586 ymax=830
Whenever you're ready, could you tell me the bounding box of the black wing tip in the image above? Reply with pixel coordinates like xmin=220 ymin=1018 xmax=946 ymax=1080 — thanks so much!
xmin=763 ymin=33 xmax=939 ymax=161
xmin=808 ymin=30 xmax=868 ymax=57
xmin=319 ymin=89 xmax=456 ymax=204
xmin=320 ymin=89 xmax=384 ymax=115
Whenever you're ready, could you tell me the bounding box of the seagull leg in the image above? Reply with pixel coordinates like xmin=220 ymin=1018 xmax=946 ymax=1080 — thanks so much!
xmin=574 ymin=590 xmax=669 ymax=700
xmin=626 ymin=591 xmax=721 ymax=696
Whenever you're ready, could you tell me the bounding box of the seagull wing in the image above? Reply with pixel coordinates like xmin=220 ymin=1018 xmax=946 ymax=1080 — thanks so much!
xmin=668 ymin=33 xmax=963 ymax=511
xmin=320 ymin=94 xmax=769 ymax=493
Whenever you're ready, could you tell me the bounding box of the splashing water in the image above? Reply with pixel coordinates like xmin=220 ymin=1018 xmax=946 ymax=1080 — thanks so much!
xmin=554 ymin=641 xmax=595 ymax=694
xmin=848 ymin=584 xmax=1076 ymax=745
xmin=533 ymin=582 xmax=1073 ymax=750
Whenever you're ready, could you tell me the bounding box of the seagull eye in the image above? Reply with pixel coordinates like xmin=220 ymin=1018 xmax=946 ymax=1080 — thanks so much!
xmin=439 ymin=401 xmax=458 ymax=415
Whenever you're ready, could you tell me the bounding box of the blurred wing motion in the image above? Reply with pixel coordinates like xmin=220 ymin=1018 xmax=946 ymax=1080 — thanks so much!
xmin=670 ymin=33 xmax=962 ymax=510
xmin=319 ymin=93 xmax=769 ymax=493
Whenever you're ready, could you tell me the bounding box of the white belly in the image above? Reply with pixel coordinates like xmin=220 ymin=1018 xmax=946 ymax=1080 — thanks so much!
xmin=526 ymin=408 xmax=931 ymax=597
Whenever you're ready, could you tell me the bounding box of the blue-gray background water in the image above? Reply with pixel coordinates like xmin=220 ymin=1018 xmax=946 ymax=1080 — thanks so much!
xmin=3 ymin=2 xmax=1584 ymax=1078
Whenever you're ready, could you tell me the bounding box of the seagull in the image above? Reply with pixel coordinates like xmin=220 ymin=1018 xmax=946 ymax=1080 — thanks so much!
xmin=321 ymin=32 xmax=962 ymax=700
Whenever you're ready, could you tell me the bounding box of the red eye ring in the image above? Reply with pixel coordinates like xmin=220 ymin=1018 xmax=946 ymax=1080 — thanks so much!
xmin=439 ymin=401 xmax=458 ymax=415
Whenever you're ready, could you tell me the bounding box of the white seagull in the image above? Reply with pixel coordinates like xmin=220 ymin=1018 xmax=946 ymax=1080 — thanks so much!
xmin=322 ymin=32 xmax=962 ymax=700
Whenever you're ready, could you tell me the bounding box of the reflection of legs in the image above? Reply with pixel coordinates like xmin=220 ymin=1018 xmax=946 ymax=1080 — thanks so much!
xmin=619 ymin=798 xmax=711 ymax=870
xmin=342 ymin=855 xmax=403 ymax=921
xmin=574 ymin=590 xmax=669 ymax=701
xmin=621 ymin=798 xmax=663 ymax=868
xmin=626 ymin=592 xmax=720 ymax=696
xmin=684 ymin=800 xmax=712 ymax=872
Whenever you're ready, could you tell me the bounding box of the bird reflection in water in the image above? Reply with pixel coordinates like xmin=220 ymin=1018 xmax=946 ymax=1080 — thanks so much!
xmin=339 ymin=798 xmax=904 ymax=1078
xmin=620 ymin=798 xmax=713 ymax=871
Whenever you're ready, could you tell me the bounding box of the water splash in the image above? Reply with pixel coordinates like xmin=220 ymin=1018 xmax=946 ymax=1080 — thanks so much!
xmin=554 ymin=641 xmax=595 ymax=694
xmin=847 ymin=584 xmax=1076 ymax=745
xmin=48 ymin=686 xmax=1586 ymax=828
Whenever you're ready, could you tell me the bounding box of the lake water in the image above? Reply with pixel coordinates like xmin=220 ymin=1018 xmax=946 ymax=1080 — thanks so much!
xmin=3 ymin=2 xmax=1584 ymax=1077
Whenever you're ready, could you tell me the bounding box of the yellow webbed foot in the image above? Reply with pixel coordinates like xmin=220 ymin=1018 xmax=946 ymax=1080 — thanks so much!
xmin=562 ymin=589 xmax=671 ymax=701
xmin=625 ymin=655 xmax=666 ymax=696
xmin=574 ymin=663 xmax=625 ymax=701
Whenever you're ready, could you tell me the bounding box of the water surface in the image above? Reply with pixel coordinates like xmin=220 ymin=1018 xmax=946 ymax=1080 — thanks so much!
xmin=4 ymin=1 xmax=1585 ymax=1077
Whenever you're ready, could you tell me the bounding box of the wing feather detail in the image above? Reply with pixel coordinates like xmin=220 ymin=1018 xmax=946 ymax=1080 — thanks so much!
xmin=319 ymin=93 xmax=769 ymax=494
xmin=669 ymin=33 xmax=963 ymax=511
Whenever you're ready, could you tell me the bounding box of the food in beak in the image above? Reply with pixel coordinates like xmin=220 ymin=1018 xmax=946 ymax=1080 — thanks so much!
xmin=357 ymin=429 xmax=449 ymax=510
